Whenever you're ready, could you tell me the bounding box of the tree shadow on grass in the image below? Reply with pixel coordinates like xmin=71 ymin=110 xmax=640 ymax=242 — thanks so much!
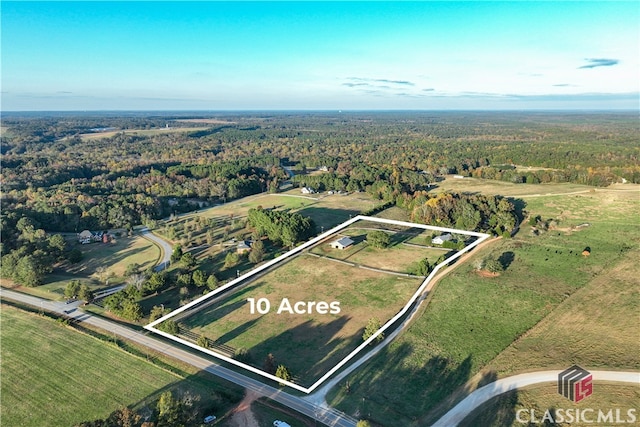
xmin=388 ymin=227 xmax=423 ymax=247
xmin=329 ymin=343 xmax=476 ymax=426
xmin=297 ymin=206 xmax=360 ymax=229
xmin=499 ymin=251 xmax=516 ymax=270
xmin=457 ymin=390 xmax=521 ymax=427
xmin=246 ymin=315 xmax=354 ymax=387
xmin=178 ymin=283 xmax=263 ymax=328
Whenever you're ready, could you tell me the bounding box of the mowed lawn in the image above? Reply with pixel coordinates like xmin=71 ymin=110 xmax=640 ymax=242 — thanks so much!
xmin=182 ymin=256 xmax=422 ymax=386
xmin=460 ymin=383 xmax=640 ymax=427
xmin=62 ymin=235 xmax=159 ymax=278
xmin=0 ymin=305 xmax=181 ymax=427
xmin=327 ymin=186 xmax=640 ymax=426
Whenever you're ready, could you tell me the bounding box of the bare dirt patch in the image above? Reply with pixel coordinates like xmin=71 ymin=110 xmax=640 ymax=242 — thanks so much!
xmin=228 ymin=390 xmax=259 ymax=427
xmin=475 ymin=269 xmax=500 ymax=278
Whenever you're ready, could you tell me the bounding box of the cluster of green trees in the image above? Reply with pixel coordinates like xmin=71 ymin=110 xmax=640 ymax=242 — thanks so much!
xmin=401 ymin=192 xmax=517 ymax=235
xmin=64 ymin=280 xmax=94 ymax=302
xmin=74 ymin=386 xmax=239 ymax=427
xmin=247 ymin=207 xmax=316 ymax=248
xmin=0 ymin=216 xmax=78 ymax=286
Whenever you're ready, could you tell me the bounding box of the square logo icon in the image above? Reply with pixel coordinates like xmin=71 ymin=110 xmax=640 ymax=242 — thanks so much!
xmin=558 ymin=365 xmax=593 ymax=402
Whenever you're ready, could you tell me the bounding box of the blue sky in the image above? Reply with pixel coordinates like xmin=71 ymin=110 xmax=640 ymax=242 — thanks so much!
xmin=2 ymin=1 xmax=638 ymax=110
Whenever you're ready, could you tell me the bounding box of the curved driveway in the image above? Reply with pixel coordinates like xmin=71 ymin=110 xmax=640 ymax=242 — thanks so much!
xmin=140 ymin=227 xmax=173 ymax=271
xmin=0 ymin=288 xmax=356 ymax=427
xmin=433 ymin=370 xmax=640 ymax=426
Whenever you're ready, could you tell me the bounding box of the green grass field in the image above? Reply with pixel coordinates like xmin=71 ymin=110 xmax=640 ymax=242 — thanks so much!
xmin=327 ymin=185 xmax=640 ymax=426
xmin=179 ymin=255 xmax=422 ymax=387
xmin=0 ymin=304 xmax=242 ymax=427
xmin=460 ymin=383 xmax=640 ymax=427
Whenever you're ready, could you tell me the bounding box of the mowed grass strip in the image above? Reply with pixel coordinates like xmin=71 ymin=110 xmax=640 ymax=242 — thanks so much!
xmin=327 ymin=187 xmax=640 ymax=426
xmin=0 ymin=305 xmax=181 ymax=427
xmin=182 ymin=256 xmax=421 ymax=386
xmin=460 ymin=383 xmax=640 ymax=427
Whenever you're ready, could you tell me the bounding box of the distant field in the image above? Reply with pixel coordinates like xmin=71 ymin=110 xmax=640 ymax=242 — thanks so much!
xmin=328 ymin=184 xmax=640 ymax=426
xmin=192 ymin=189 xmax=377 ymax=229
xmin=460 ymin=383 xmax=640 ymax=427
xmin=1 ymin=305 xmax=191 ymax=427
xmin=433 ymin=176 xmax=597 ymax=197
xmin=181 ymin=254 xmax=422 ymax=387
xmin=174 ymin=118 xmax=237 ymax=124
xmin=78 ymin=126 xmax=209 ymax=140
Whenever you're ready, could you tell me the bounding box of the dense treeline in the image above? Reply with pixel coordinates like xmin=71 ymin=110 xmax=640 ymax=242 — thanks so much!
xmin=1 ymin=112 xmax=637 ymax=239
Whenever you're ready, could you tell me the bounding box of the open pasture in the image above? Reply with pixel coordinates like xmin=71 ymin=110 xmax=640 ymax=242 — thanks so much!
xmin=327 ymin=185 xmax=640 ymax=426
xmin=433 ymin=176 xmax=598 ymax=197
xmin=181 ymin=255 xmax=422 ymax=386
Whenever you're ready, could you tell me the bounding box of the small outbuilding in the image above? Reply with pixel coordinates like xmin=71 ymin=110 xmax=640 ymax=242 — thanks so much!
xmin=237 ymin=241 xmax=252 ymax=254
xmin=330 ymin=236 xmax=354 ymax=250
xmin=301 ymin=187 xmax=314 ymax=194
xmin=431 ymin=234 xmax=453 ymax=245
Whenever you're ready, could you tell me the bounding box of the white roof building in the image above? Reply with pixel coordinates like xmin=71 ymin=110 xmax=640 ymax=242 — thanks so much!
xmin=431 ymin=234 xmax=453 ymax=245
xmin=330 ymin=236 xmax=354 ymax=250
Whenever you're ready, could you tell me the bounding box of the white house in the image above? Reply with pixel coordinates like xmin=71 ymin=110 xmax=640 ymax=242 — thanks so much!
xmin=301 ymin=187 xmax=314 ymax=194
xmin=78 ymin=230 xmax=92 ymax=244
xmin=330 ymin=236 xmax=354 ymax=250
xmin=431 ymin=234 xmax=453 ymax=245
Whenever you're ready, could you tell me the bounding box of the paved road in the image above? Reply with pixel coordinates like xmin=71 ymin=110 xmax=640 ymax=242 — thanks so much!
xmin=140 ymin=227 xmax=173 ymax=271
xmin=432 ymin=370 xmax=640 ymax=426
xmin=0 ymin=288 xmax=356 ymax=427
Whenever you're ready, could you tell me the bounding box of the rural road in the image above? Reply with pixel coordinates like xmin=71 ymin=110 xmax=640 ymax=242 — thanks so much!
xmin=0 ymin=288 xmax=357 ymax=427
xmin=140 ymin=227 xmax=173 ymax=271
xmin=432 ymin=370 xmax=640 ymax=426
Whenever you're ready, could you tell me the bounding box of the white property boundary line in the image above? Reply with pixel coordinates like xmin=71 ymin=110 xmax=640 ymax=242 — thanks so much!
xmin=145 ymin=215 xmax=491 ymax=394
